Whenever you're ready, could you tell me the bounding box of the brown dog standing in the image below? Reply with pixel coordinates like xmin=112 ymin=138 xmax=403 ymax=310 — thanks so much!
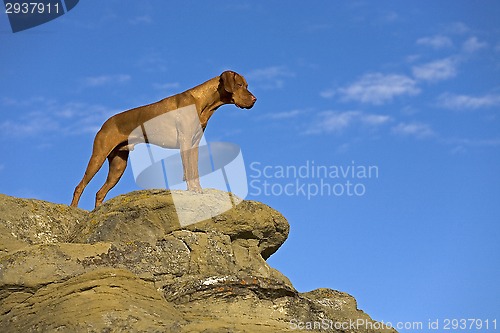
xmin=71 ymin=71 xmax=256 ymax=208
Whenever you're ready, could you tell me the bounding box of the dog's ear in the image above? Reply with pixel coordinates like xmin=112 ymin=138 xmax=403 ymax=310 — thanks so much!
xmin=221 ymin=70 xmax=237 ymax=93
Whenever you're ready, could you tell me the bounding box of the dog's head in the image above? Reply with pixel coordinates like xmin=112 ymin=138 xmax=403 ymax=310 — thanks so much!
xmin=220 ymin=71 xmax=256 ymax=109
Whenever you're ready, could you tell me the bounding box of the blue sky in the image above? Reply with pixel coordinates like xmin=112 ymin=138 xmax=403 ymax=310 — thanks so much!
xmin=1 ymin=1 xmax=499 ymax=331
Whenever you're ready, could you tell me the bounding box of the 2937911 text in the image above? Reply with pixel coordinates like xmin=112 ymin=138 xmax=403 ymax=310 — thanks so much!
xmin=5 ymin=2 xmax=60 ymax=14
xmin=441 ymin=318 xmax=497 ymax=330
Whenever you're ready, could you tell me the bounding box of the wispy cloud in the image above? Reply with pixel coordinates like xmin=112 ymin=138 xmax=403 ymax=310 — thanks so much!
xmin=82 ymin=74 xmax=131 ymax=87
xmin=381 ymin=10 xmax=400 ymax=23
xmin=462 ymin=36 xmax=488 ymax=53
xmin=437 ymin=92 xmax=500 ymax=110
xmin=0 ymin=97 xmax=120 ymax=139
xmin=445 ymin=22 xmax=470 ymax=35
xmin=319 ymin=88 xmax=336 ymax=99
xmin=259 ymin=109 xmax=303 ymax=120
xmin=1 ymin=96 xmax=56 ymax=108
xmin=447 ymin=137 xmax=500 ymax=148
xmin=412 ymin=58 xmax=458 ymax=82
xmin=0 ymin=113 xmax=59 ymax=137
xmin=136 ymin=52 xmax=168 ymax=72
xmin=392 ymin=122 xmax=435 ymax=139
xmin=247 ymin=66 xmax=295 ymax=89
xmin=362 ymin=113 xmax=393 ymax=126
xmin=444 ymin=137 xmax=500 ymax=154
xmin=336 ymin=73 xmax=420 ymax=105
xmin=304 ymin=110 xmax=392 ymax=135
xmin=416 ymin=35 xmax=453 ymax=49
xmin=371 ymin=10 xmax=400 ymax=24
xmin=305 ymin=111 xmax=358 ymax=135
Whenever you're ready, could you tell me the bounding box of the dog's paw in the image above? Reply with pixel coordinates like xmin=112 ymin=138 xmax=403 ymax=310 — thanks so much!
xmin=189 ymin=187 xmax=203 ymax=194
xmin=187 ymin=182 xmax=203 ymax=193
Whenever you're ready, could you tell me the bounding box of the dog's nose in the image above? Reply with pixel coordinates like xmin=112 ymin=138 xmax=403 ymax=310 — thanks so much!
xmin=251 ymin=95 xmax=257 ymax=103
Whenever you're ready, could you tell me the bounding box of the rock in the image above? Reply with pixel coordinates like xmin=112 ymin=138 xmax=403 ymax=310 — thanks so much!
xmin=0 ymin=190 xmax=396 ymax=333
xmin=0 ymin=194 xmax=87 ymax=254
xmin=74 ymin=189 xmax=288 ymax=260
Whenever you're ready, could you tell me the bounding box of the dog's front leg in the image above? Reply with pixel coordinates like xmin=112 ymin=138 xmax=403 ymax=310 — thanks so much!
xmin=187 ymin=144 xmax=202 ymax=192
xmin=179 ymin=140 xmax=202 ymax=193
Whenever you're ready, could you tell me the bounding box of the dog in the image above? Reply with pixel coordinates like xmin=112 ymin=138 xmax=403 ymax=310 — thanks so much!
xmin=70 ymin=70 xmax=256 ymax=208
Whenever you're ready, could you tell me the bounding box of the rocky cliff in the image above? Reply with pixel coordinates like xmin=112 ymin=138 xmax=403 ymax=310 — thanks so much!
xmin=0 ymin=190 xmax=396 ymax=333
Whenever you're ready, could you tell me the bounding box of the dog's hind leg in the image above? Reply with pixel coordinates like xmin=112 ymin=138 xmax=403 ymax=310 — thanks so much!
xmin=71 ymin=154 xmax=108 ymax=207
xmin=95 ymin=147 xmax=129 ymax=207
xmin=70 ymin=132 xmax=119 ymax=207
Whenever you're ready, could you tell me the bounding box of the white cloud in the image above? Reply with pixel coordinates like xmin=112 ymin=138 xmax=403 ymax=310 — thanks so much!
xmin=438 ymin=92 xmax=500 ymax=110
xmin=444 ymin=137 xmax=500 ymax=154
xmin=392 ymin=122 xmax=434 ymax=139
xmin=450 ymin=138 xmax=500 ymax=147
xmin=449 ymin=145 xmax=467 ymax=155
xmin=361 ymin=113 xmax=392 ymax=126
xmin=445 ymin=22 xmax=470 ymax=35
xmin=1 ymin=96 xmax=56 ymax=108
xmin=319 ymin=88 xmax=336 ymax=99
xmin=337 ymin=73 xmax=420 ymax=105
xmin=312 ymin=111 xmax=358 ymax=134
xmin=0 ymin=114 xmax=59 ymax=137
xmin=378 ymin=10 xmax=400 ymax=23
xmin=304 ymin=110 xmax=392 ymax=135
xmin=247 ymin=66 xmax=295 ymax=89
xmin=405 ymin=54 xmax=421 ymax=63
xmin=260 ymin=109 xmax=303 ymax=120
xmin=136 ymin=52 xmax=168 ymax=72
xmin=416 ymin=35 xmax=453 ymax=49
xmin=462 ymin=37 xmax=488 ymax=53
xmin=401 ymin=105 xmax=419 ymax=116
xmin=83 ymin=74 xmax=131 ymax=87
xmin=412 ymin=58 xmax=458 ymax=82
xmin=0 ymin=98 xmax=120 ymax=138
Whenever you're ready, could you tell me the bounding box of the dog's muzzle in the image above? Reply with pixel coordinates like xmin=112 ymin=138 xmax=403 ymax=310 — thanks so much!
xmin=235 ymin=94 xmax=257 ymax=109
